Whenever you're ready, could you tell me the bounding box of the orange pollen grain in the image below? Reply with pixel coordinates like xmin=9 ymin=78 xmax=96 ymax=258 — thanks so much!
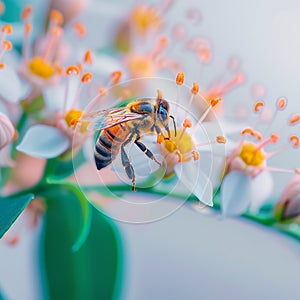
xmin=111 ymin=70 xmax=122 ymax=84
xmin=216 ymin=136 xmax=226 ymax=144
xmin=183 ymin=118 xmax=192 ymax=128
xmin=84 ymin=49 xmax=93 ymax=64
xmin=157 ymin=89 xmax=163 ymax=100
xmin=290 ymin=114 xmax=300 ymax=125
xmin=21 ymin=5 xmax=33 ymax=21
xmin=254 ymin=101 xmax=264 ymax=113
xmin=191 ymin=82 xmax=199 ymax=95
xmin=295 ymin=168 xmax=300 ymax=175
xmin=290 ymin=135 xmax=300 ymax=148
xmin=156 ymin=134 xmax=164 ymax=144
xmin=99 ymin=87 xmax=108 ymax=97
xmin=50 ymin=9 xmax=64 ymax=25
xmin=253 ymin=131 xmax=263 ymax=141
xmin=270 ymin=133 xmax=279 ymax=143
xmin=192 ymin=151 xmax=200 ymax=160
xmin=73 ymin=22 xmax=86 ymax=37
xmin=242 ymin=127 xmax=255 ymax=136
xmin=210 ymin=97 xmax=222 ymax=107
xmin=66 ymin=65 xmax=80 ymax=76
xmin=1 ymin=40 xmax=12 ymax=51
xmin=176 ymin=72 xmax=184 ymax=85
xmin=277 ymin=97 xmax=287 ymax=110
xmin=0 ymin=63 xmax=5 ymax=68
xmin=81 ymin=72 xmax=93 ymax=83
xmin=24 ymin=23 xmax=32 ymax=36
xmin=1 ymin=24 xmax=13 ymax=35
xmin=0 ymin=2 xmax=5 ymax=15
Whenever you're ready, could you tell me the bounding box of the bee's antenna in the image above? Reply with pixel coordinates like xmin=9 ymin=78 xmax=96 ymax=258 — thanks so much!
xmin=170 ymin=115 xmax=177 ymax=137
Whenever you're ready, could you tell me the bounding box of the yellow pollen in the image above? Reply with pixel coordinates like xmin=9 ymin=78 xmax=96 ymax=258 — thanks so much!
xmin=239 ymin=142 xmax=265 ymax=167
xmin=126 ymin=54 xmax=155 ymax=77
xmin=64 ymin=109 xmax=83 ymax=127
xmin=176 ymin=72 xmax=184 ymax=85
xmin=131 ymin=5 xmax=161 ymax=34
xmin=163 ymin=129 xmax=194 ymax=161
xmin=28 ymin=57 xmax=56 ymax=79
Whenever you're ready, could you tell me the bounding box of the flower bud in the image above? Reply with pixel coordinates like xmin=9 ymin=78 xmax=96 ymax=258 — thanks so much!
xmin=0 ymin=112 xmax=15 ymax=150
xmin=274 ymin=176 xmax=300 ymax=223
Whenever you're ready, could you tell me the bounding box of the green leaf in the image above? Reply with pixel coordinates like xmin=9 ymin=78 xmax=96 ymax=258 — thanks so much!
xmin=0 ymin=193 xmax=34 ymax=238
xmin=40 ymin=187 xmax=122 ymax=300
xmin=45 ymin=180 xmax=92 ymax=251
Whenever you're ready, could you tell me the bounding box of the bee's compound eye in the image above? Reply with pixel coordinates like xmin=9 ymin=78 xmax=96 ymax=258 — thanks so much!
xmin=158 ymin=105 xmax=168 ymax=120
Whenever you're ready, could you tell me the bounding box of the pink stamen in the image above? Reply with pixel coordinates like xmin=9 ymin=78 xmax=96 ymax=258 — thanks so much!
xmin=255 ymin=133 xmax=279 ymax=151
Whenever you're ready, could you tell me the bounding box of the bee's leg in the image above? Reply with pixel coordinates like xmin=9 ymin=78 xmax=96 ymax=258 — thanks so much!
xmin=153 ymin=124 xmax=169 ymax=140
xmin=134 ymin=138 xmax=161 ymax=166
xmin=121 ymin=144 xmax=136 ymax=192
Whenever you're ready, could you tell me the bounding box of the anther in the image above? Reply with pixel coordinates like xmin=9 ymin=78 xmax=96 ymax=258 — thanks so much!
xmin=0 ymin=63 xmax=5 ymax=68
xmin=289 ymin=114 xmax=300 ymax=126
xmin=254 ymin=101 xmax=264 ymax=113
xmin=192 ymin=151 xmax=200 ymax=160
xmin=176 ymin=72 xmax=184 ymax=85
xmin=1 ymin=40 xmax=12 ymax=51
xmin=210 ymin=97 xmax=222 ymax=107
xmin=242 ymin=127 xmax=255 ymax=136
xmin=81 ymin=72 xmax=93 ymax=83
xmin=111 ymin=70 xmax=122 ymax=84
xmin=295 ymin=168 xmax=300 ymax=175
xmin=276 ymin=97 xmax=287 ymax=110
xmin=66 ymin=65 xmax=80 ymax=76
xmin=270 ymin=133 xmax=279 ymax=144
xmin=24 ymin=23 xmax=32 ymax=36
xmin=21 ymin=5 xmax=33 ymax=21
xmin=290 ymin=135 xmax=300 ymax=148
xmin=1 ymin=25 xmax=13 ymax=35
xmin=191 ymin=82 xmax=199 ymax=95
xmin=183 ymin=118 xmax=192 ymax=128
xmin=98 ymin=87 xmax=108 ymax=97
xmin=50 ymin=9 xmax=64 ymax=25
xmin=83 ymin=49 xmax=93 ymax=64
xmin=73 ymin=22 xmax=86 ymax=37
xmin=157 ymin=89 xmax=163 ymax=100
xmin=216 ymin=136 xmax=226 ymax=144
xmin=156 ymin=134 xmax=164 ymax=144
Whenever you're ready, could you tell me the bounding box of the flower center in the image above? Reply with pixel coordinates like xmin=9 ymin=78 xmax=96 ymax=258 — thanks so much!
xmin=132 ymin=5 xmax=161 ymax=35
xmin=64 ymin=109 xmax=83 ymax=127
xmin=28 ymin=57 xmax=56 ymax=79
xmin=239 ymin=142 xmax=265 ymax=167
xmin=126 ymin=54 xmax=155 ymax=77
xmin=163 ymin=129 xmax=194 ymax=160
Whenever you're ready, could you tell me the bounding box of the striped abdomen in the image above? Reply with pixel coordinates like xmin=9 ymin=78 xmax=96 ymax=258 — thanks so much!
xmin=94 ymin=123 xmax=130 ymax=170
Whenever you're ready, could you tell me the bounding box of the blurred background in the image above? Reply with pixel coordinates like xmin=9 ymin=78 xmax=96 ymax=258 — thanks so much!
xmin=1 ymin=0 xmax=300 ymax=299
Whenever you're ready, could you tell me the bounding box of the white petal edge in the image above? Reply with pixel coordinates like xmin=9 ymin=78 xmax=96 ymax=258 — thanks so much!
xmin=17 ymin=124 xmax=69 ymax=158
xmin=220 ymin=171 xmax=253 ymax=217
xmin=174 ymin=159 xmax=213 ymax=206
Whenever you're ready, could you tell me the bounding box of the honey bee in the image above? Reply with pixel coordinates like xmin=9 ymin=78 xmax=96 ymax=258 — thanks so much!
xmin=82 ymin=92 xmax=176 ymax=191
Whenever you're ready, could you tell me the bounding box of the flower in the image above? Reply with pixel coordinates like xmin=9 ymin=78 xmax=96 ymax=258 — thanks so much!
xmin=17 ymin=61 xmax=124 ymax=159
xmin=220 ymin=99 xmax=300 ymax=216
xmin=155 ymin=73 xmax=226 ymax=206
xmin=0 ymin=111 xmax=15 ymax=167
xmin=274 ymin=175 xmax=300 ymax=223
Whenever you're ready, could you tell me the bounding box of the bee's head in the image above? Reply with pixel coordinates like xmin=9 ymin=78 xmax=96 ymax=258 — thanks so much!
xmin=156 ymin=97 xmax=176 ymax=139
xmin=157 ymin=98 xmax=170 ymax=123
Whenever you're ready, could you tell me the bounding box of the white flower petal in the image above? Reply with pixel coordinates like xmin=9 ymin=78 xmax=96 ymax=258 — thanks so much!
xmin=249 ymin=171 xmax=273 ymax=212
xmin=220 ymin=171 xmax=253 ymax=216
xmin=43 ymin=84 xmax=66 ymax=111
xmin=174 ymin=159 xmax=213 ymax=206
xmin=17 ymin=125 xmax=69 ymax=158
xmin=0 ymin=67 xmax=27 ymax=103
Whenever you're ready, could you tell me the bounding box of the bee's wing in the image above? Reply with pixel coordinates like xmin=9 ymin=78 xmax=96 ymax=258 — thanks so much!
xmin=81 ymin=107 xmax=144 ymax=131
